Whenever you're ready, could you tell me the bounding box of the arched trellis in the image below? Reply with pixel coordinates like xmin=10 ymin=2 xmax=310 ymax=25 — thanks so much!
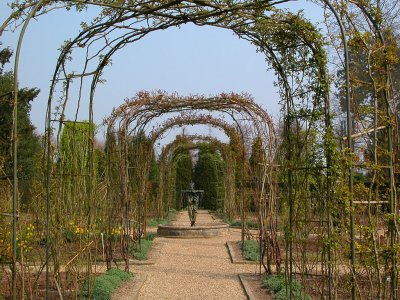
xmin=3 ymin=2 xmax=337 ymax=299
xmin=105 ymin=91 xmax=277 ymax=223
xmin=1 ymin=0 xmax=398 ymax=299
xmin=147 ymin=113 xmax=244 ymax=218
xmin=157 ymin=135 xmax=235 ymax=215
xmin=104 ymin=91 xmax=278 ymax=273
xmin=105 ymin=90 xmax=274 ymax=141
xmin=148 ymin=113 xmax=240 ymax=144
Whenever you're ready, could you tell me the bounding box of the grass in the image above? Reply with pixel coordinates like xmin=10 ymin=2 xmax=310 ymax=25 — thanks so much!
xmin=262 ymin=275 xmax=312 ymax=300
xmin=80 ymin=268 xmax=132 ymax=300
xmin=147 ymin=209 xmax=177 ymax=227
xmin=241 ymin=240 xmax=260 ymax=261
xmin=129 ymin=233 xmax=157 ymax=260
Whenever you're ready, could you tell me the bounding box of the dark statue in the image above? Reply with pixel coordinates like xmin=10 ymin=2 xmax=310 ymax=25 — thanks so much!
xmin=182 ymin=182 xmax=204 ymax=226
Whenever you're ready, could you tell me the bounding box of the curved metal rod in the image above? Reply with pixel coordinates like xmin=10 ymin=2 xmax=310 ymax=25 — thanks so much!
xmin=12 ymin=2 xmax=45 ymax=299
xmin=318 ymin=0 xmax=353 ymax=298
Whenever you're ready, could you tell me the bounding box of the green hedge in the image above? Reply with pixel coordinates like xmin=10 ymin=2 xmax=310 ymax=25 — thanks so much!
xmin=81 ymin=268 xmax=132 ymax=300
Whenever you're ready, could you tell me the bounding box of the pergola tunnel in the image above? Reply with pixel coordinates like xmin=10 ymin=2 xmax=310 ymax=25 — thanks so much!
xmin=0 ymin=0 xmax=399 ymax=299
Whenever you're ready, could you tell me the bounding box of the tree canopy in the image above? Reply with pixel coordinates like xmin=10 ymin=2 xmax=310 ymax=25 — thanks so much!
xmin=0 ymin=46 xmax=40 ymax=204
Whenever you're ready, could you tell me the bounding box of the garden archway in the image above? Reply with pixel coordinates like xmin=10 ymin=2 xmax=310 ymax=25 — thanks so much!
xmin=2 ymin=0 xmax=398 ymax=298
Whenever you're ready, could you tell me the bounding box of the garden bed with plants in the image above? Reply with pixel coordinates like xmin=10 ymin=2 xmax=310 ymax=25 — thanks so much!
xmin=0 ymin=268 xmax=132 ymax=300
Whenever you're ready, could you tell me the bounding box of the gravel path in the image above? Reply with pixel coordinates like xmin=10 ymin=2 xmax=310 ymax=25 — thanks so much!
xmin=133 ymin=211 xmax=259 ymax=300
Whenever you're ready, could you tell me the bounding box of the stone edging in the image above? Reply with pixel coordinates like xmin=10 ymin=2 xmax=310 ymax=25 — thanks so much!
xmin=157 ymin=223 xmax=229 ymax=238
xmin=226 ymin=241 xmax=258 ymax=264
xmin=238 ymin=274 xmax=258 ymax=300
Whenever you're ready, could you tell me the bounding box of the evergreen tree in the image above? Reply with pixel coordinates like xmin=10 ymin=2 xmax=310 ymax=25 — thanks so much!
xmin=193 ymin=147 xmax=224 ymax=210
xmin=174 ymin=150 xmax=193 ymax=209
xmin=0 ymin=47 xmax=40 ymax=205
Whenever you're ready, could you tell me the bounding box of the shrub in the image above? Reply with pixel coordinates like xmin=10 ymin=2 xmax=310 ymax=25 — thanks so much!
xmin=80 ymin=268 xmax=132 ymax=300
xmin=262 ymin=275 xmax=311 ymax=300
xmin=106 ymin=268 xmax=132 ymax=281
xmin=90 ymin=276 xmax=114 ymax=300
xmin=241 ymin=240 xmax=260 ymax=261
xmin=274 ymin=288 xmax=311 ymax=300
xmin=262 ymin=275 xmax=285 ymax=293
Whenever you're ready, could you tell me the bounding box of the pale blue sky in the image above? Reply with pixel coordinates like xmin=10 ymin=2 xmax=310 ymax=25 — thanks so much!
xmin=0 ymin=1 xmax=325 ymax=143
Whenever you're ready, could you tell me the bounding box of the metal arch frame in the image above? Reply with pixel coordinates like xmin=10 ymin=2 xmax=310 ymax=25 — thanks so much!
xmin=147 ymin=113 xmax=240 ymax=145
xmin=157 ymin=135 xmax=232 ymax=213
xmin=7 ymin=0 xmax=388 ymax=299
xmin=319 ymin=0 xmax=353 ymax=298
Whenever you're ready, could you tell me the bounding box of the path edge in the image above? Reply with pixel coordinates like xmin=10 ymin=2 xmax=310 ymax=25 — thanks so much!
xmin=226 ymin=241 xmax=258 ymax=264
xmin=238 ymin=274 xmax=257 ymax=300
xmin=111 ymin=273 xmax=147 ymax=300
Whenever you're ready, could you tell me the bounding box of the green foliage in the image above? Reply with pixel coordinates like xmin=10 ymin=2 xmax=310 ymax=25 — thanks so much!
xmin=274 ymin=288 xmax=311 ymax=300
xmin=60 ymin=121 xmax=93 ymax=171
xmin=0 ymin=47 xmax=40 ymax=205
xmin=125 ymin=131 xmax=159 ymax=225
xmin=230 ymin=220 xmax=258 ymax=229
xmin=262 ymin=274 xmax=286 ymax=294
xmin=0 ymin=47 xmax=12 ymax=73
xmin=147 ymin=208 xmax=176 ymax=227
xmin=80 ymin=268 xmax=132 ymax=300
xmin=145 ymin=232 xmax=157 ymax=241
xmin=193 ymin=147 xmax=225 ymax=210
xmin=105 ymin=268 xmax=132 ymax=281
xmin=148 ymin=150 xmax=159 ymax=199
xmin=241 ymin=240 xmax=260 ymax=261
xmin=94 ymin=146 xmax=106 ymax=180
xmin=63 ymin=228 xmax=77 ymax=243
xmin=147 ymin=218 xmax=166 ymax=227
xmin=174 ymin=150 xmax=193 ymax=209
xmin=249 ymin=136 xmax=265 ymax=211
xmin=262 ymin=275 xmax=311 ymax=300
xmin=249 ymin=136 xmax=264 ymax=171
xmin=130 ymin=239 xmax=153 ymax=260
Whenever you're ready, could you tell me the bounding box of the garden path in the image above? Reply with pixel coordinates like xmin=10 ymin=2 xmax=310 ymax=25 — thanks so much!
xmin=131 ymin=211 xmax=259 ymax=299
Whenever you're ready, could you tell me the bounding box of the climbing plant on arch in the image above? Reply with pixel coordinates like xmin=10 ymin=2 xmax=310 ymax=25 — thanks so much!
xmin=1 ymin=0 xmax=398 ymax=299
xmin=104 ymin=91 xmax=278 ymax=268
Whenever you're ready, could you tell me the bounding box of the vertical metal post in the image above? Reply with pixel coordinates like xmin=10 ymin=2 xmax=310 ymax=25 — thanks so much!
xmin=12 ymin=55 xmax=18 ymax=300
xmin=355 ymin=9 xmax=398 ymax=294
xmin=241 ymin=148 xmax=245 ymax=244
xmin=234 ymin=119 xmax=246 ymax=244
xmin=12 ymin=3 xmax=43 ymax=298
xmin=320 ymin=1 xmax=354 ymax=298
xmin=388 ymin=125 xmax=397 ymax=299
xmin=285 ymin=111 xmax=293 ymax=300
